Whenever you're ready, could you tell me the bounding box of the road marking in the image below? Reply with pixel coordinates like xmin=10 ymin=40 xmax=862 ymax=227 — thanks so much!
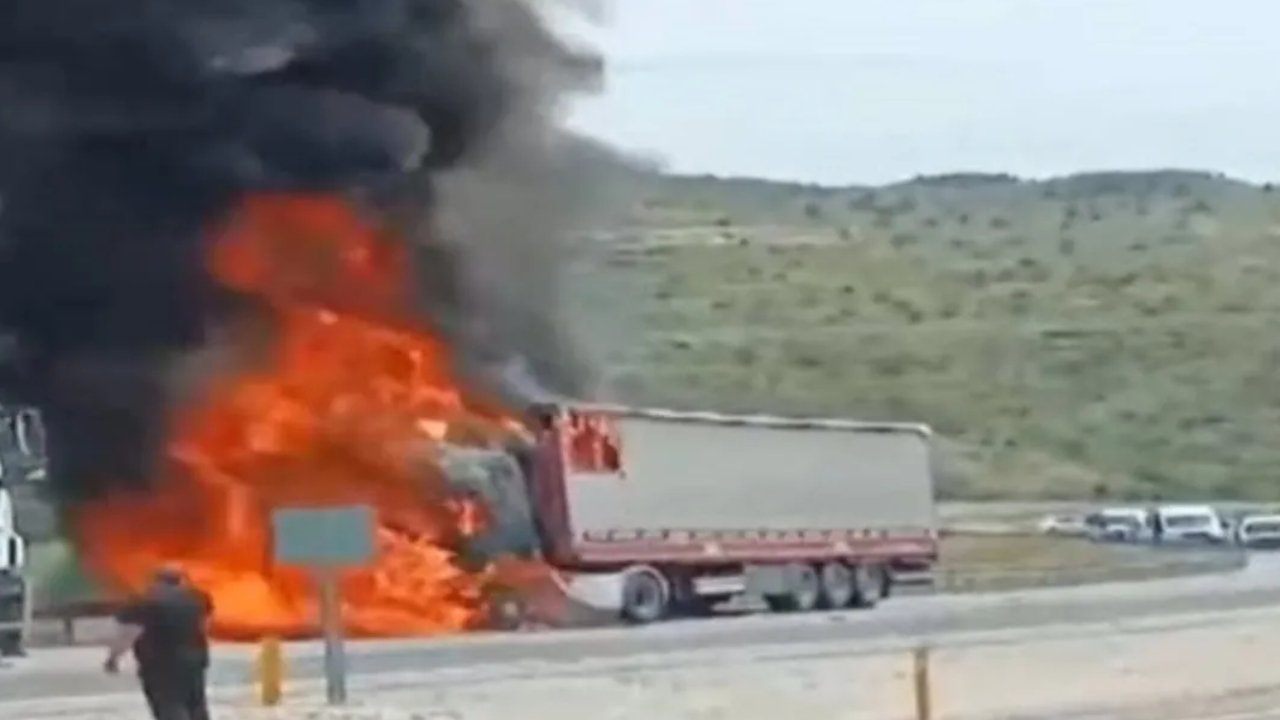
xmin=1064 ymin=706 xmax=1280 ymax=720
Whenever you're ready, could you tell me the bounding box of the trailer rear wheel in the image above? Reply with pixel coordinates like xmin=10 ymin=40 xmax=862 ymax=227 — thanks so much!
xmin=765 ymin=563 xmax=821 ymax=612
xmin=621 ymin=569 xmax=669 ymax=624
xmin=819 ymin=562 xmax=856 ymax=608
xmin=851 ymin=563 xmax=886 ymax=608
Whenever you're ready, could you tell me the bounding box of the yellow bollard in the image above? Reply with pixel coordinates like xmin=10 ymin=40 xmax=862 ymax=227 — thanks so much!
xmin=913 ymin=645 xmax=932 ymax=720
xmin=258 ymin=635 xmax=284 ymax=707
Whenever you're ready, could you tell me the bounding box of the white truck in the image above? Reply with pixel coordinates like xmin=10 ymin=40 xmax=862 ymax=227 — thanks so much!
xmin=0 ymin=482 xmax=26 ymax=654
xmin=450 ymin=403 xmax=939 ymax=624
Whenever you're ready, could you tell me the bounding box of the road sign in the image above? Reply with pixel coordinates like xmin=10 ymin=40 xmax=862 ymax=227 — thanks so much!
xmin=271 ymin=505 xmax=376 ymax=706
xmin=272 ymin=506 xmax=375 ymax=568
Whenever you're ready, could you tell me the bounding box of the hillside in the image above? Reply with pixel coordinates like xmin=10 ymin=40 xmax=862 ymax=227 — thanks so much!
xmin=564 ymin=169 xmax=1280 ymax=501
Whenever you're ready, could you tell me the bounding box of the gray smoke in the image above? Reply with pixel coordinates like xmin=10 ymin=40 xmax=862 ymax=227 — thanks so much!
xmin=0 ymin=0 xmax=601 ymax=504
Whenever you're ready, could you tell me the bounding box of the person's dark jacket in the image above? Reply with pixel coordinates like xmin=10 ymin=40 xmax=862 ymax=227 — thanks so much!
xmin=116 ymin=582 xmax=214 ymax=675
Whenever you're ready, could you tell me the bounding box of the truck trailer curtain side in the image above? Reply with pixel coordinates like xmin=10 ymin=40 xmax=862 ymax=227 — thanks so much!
xmin=517 ymin=405 xmax=938 ymax=622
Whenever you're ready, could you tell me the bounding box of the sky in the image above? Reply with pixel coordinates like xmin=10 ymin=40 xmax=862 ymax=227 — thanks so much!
xmin=556 ymin=0 xmax=1280 ymax=185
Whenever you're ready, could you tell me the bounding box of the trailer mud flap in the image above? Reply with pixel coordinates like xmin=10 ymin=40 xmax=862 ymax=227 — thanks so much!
xmin=555 ymin=570 xmax=626 ymax=612
xmin=508 ymin=569 xmax=625 ymax=628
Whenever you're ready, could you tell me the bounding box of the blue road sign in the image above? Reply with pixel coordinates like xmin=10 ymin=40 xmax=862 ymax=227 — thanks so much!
xmin=271 ymin=505 xmax=376 ymax=568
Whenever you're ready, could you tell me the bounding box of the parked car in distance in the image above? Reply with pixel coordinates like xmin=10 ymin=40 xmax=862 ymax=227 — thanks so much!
xmin=1037 ymin=514 xmax=1089 ymax=536
xmin=1088 ymin=507 xmax=1151 ymax=543
xmin=1235 ymin=514 xmax=1280 ymax=549
xmin=1152 ymin=504 xmax=1227 ymax=545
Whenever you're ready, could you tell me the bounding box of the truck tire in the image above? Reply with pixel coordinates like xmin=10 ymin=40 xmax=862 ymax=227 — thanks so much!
xmin=851 ymin=563 xmax=886 ymax=608
xmin=621 ymin=568 xmax=669 ymax=624
xmin=819 ymin=562 xmax=856 ymax=608
xmin=764 ymin=563 xmax=821 ymax=612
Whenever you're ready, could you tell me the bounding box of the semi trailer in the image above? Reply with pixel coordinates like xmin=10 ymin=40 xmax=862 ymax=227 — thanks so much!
xmin=448 ymin=403 xmax=939 ymax=623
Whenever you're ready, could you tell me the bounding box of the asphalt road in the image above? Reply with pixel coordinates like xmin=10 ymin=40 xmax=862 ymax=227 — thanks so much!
xmin=3 ymin=550 xmax=1280 ymax=708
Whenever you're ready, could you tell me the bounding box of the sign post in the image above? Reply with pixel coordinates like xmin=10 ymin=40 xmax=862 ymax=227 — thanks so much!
xmin=317 ymin=566 xmax=346 ymax=704
xmin=271 ymin=505 xmax=375 ymax=706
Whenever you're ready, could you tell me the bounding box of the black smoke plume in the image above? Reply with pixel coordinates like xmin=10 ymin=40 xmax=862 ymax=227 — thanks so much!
xmin=0 ymin=0 xmax=601 ymax=505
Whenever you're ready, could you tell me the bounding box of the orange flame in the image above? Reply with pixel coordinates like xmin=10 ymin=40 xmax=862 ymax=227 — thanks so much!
xmin=74 ymin=194 xmax=527 ymax=639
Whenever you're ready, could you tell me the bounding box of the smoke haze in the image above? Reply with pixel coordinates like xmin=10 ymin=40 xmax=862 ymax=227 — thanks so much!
xmin=0 ymin=0 xmax=601 ymax=504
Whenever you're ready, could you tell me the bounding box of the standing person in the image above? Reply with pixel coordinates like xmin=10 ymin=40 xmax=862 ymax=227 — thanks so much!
xmin=104 ymin=566 xmax=214 ymax=720
xmin=1151 ymin=507 xmax=1165 ymax=545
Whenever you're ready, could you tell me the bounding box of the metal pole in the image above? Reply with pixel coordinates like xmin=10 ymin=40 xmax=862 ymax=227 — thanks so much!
xmin=258 ymin=635 xmax=284 ymax=706
xmin=318 ymin=567 xmax=347 ymax=705
xmin=19 ymin=572 xmax=31 ymax=653
xmin=913 ymin=645 xmax=932 ymax=720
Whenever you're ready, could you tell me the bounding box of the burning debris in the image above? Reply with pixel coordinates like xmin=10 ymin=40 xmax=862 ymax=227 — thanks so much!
xmin=0 ymin=0 xmax=601 ymax=637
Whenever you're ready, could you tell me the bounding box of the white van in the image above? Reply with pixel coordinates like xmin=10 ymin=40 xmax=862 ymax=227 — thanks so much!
xmin=1153 ymin=504 xmax=1226 ymax=544
xmin=1236 ymin=514 xmax=1280 ymax=549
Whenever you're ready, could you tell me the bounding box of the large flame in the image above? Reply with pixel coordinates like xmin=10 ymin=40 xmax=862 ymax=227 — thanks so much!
xmin=74 ymin=194 xmax=528 ymax=639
